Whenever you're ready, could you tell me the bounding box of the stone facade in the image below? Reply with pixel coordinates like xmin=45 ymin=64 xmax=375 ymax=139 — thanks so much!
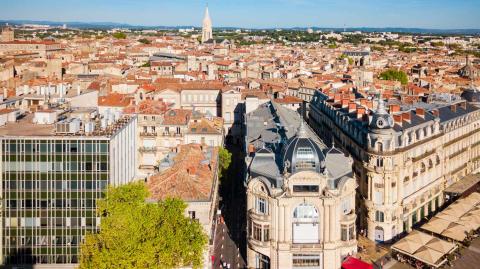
xmin=309 ymin=90 xmax=480 ymax=242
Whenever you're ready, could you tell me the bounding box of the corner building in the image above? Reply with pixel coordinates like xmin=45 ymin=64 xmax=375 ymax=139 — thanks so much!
xmin=245 ymin=102 xmax=357 ymax=269
xmin=309 ymin=90 xmax=480 ymax=242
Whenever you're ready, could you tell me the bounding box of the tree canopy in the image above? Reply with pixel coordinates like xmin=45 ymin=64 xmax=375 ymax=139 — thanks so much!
xmin=218 ymin=147 xmax=232 ymax=179
xmin=138 ymin=38 xmax=151 ymax=44
xmin=379 ymin=69 xmax=408 ymax=85
xmin=112 ymin=32 xmax=127 ymax=39
xmin=79 ymin=182 xmax=207 ymax=269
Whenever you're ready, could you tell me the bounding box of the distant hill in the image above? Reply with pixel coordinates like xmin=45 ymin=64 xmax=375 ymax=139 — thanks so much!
xmin=1 ymin=19 xmax=479 ymax=35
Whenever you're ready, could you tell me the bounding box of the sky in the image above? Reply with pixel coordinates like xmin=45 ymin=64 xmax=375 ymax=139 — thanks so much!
xmin=1 ymin=0 xmax=479 ymax=29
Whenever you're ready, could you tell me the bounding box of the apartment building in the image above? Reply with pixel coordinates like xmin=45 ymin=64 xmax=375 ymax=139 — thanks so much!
xmin=309 ymin=89 xmax=480 ymax=242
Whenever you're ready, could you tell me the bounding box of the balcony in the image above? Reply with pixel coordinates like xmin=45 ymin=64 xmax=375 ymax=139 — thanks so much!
xmin=139 ymin=146 xmax=157 ymax=153
xmin=140 ymin=132 xmax=157 ymax=137
xmin=159 ymin=132 xmax=183 ymax=137
xmin=248 ymin=238 xmax=270 ymax=249
xmin=248 ymin=209 xmax=271 ymax=223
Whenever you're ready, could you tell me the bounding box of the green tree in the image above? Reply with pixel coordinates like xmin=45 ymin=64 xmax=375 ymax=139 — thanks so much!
xmin=218 ymin=147 xmax=232 ymax=179
xmin=379 ymin=69 xmax=408 ymax=85
xmin=112 ymin=32 xmax=127 ymax=39
xmin=138 ymin=38 xmax=151 ymax=44
xmin=79 ymin=182 xmax=207 ymax=269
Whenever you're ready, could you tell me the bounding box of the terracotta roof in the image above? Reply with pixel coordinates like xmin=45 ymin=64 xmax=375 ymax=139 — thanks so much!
xmin=123 ymin=99 xmax=168 ymax=115
xmin=98 ymin=93 xmax=132 ymax=107
xmin=274 ymin=95 xmax=303 ymax=104
xmin=147 ymin=144 xmax=218 ymax=201
xmin=162 ymin=109 xmax=192 ymax=125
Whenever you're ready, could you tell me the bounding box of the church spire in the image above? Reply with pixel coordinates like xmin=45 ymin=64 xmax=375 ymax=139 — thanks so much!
xmin=201 ymin=4 xmax=213 ymax=43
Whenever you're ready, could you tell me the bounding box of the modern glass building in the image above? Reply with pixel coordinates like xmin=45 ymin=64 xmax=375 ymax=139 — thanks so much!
xmin=0 ymin=114 xmax=137 ymax=268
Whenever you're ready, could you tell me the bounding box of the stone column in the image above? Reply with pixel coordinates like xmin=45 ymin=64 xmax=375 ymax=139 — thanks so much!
xmin=279 ymin=205 xmax=284 ymax=242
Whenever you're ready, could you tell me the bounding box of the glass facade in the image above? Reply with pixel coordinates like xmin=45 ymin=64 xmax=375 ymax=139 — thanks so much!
xmin=1 ymin=138 xmax=109 ymax=265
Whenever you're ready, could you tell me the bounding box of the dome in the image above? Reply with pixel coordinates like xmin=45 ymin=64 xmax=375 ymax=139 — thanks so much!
xmin=370 ymin=97 xmax=394 ymax=129
xmin=282 ymin=122 xmax=325 ymax=174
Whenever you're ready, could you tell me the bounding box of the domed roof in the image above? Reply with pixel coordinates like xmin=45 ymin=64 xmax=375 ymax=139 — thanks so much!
xmin=370 ymin=97 xmax=394 ymax=129
xmin=282 ymin=122 xmax=325 ymax=174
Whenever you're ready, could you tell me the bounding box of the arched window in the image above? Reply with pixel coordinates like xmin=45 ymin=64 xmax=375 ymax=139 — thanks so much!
xmin=377 ymin=142 xmax=383 ymax=152
xmin=421 ymin=163 xmax=426 ymax=173
xmin=292 ymin=204 xmax=319 ymax=244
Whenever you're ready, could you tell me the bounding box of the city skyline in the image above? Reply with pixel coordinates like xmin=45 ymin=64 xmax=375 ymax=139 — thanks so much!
xmin=1 ymin=0 xmax=480 ymax=29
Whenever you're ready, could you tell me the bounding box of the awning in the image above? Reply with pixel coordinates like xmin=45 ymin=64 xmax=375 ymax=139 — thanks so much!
xmin=444 ymin=174 xmax=480 ymax=195
xmin=341 ymin=256 xmax=373 ymax=269
xmin=422 ymin=217 xmax=451 ymax=234
xmin=392 ymin=237 xmax=423 ymax=254
xmin=441 ymin=223 xmax=467 ymax=241
xmin=413 ymin=246 xmax=444 ymax=266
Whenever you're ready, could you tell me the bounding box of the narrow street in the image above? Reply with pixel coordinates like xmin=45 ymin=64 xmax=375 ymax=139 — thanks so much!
xmin=213 ymin=140 xmax=247 ymax=269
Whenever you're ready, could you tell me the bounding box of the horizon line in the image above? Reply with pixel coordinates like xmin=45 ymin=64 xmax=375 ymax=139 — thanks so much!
xmin=1 ymin=19 xmax=480 ymax=31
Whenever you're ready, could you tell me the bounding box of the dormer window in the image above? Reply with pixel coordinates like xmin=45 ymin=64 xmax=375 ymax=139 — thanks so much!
xmin=295 ymin=147 xmax=316 ymax=169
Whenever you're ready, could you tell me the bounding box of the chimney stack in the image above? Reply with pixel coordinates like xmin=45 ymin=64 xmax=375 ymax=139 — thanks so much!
xmin=450 ymin=104 xmax=457 ymax=113
xmin=348 ymin=102 xmax=356 ymax=113
xmin=402 ymin=111 xmax=411 ymax=123
xmin=431 ymin=109 xmax=439 ymax=118
xmin=357 ymin=107 xmax=366 ymax=119
xmin=334 ymin=94 xmax=341 ymax=103
xmin=460 ymin=101 xmax=467 ymax=110
xmin=389 ymin=104 xmax=400 ymax=114
xmin=393 ymin=114 xmax=402 ymax=126
xmin=360 ymin=98 xmax=367 ymax=107
xmin=416 ymin=107 xmax=425 ymax=118
xmin=341 ymin=99 xmax=349 ymax=108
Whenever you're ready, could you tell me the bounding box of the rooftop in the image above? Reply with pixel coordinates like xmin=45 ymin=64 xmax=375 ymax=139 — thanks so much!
xmin=147 ymin=144 xmax=218 ymax=202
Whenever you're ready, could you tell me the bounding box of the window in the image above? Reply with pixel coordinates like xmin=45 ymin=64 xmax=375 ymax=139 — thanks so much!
xmin=293 ymin=204 xmax=319 ymax=244
xmin=256 ymin=197 xmax=267 ymax=214
xmin=252 ymin=223 xmax=262 ymax=241
xmin=295 ymin=147 xmax=316 ymax=169
xmin=375 ymin=211 xmax=384 ymax=222
xmin=293 ymin=185 xmax=319 ymax=193
xmin=341 ymin=197 xmax=352 ymax=214
xmin=292 ymin=254 xmax=321 ymax=267
xmin=341 ymin=225 xmax=348 ymax=241
xmin=263 ymin=226 xmax=269 ymax=241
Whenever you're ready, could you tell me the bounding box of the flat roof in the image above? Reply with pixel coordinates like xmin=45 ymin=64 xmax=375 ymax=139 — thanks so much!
xmin=0 ymin=113 xmax=134 ymax=138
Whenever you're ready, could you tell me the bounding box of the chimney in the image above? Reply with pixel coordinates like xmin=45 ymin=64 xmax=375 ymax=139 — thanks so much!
xmin=348 ymin=102 xmax=356 ymax=113
xmin=366 ymin=100 xmax=373 ymax=110
xmin=393 ymin=114 xmax=402 ymax=126
xmin=334 ymin=94 xmax=341 ymax=103
xmin=77 ymin=85 xmax=81 ymax=96
xmin=360 ymin=98 xmax=367 ymax=107
xmin=431 ymin=109 xmax=439 ymax=118
xmin=341 ymin=99 xmax=349 ymax=108
xmin=460 ymin=101 xmax=467 ymax=110
xmin=349 ymin=93 xmax=355 ymax=100
xmin=328 ymin=93 xmax=334 ymax=100
xmin=416 ymin=107 xmax=425 ymax=118
xmin=357 ymin=107 xmax=366 ymax=119
xmin=402 ymin=111 xmax=411 ymax=123
xmin=389 ymin=104 xmax=400 ymax=114
xmin=450 ymin=104 xmax=457 ymax=113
